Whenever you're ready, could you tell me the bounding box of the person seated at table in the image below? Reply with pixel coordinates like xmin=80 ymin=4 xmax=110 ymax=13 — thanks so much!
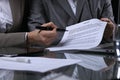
xmin=28 ymin=0 xmax=115 ymax=45
xmin=27 ymin=0 xmax=116 ymax=80
xmin=0 ymin=0 xmax=57 ymax=54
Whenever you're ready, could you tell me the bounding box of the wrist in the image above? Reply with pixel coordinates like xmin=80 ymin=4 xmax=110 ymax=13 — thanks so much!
xmin=27 ymin=32 xmax=34 ymax=44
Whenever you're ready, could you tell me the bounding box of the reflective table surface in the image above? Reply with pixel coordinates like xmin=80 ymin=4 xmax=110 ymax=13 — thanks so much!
xmin=0 ymin=45 xmax=117 ymax=80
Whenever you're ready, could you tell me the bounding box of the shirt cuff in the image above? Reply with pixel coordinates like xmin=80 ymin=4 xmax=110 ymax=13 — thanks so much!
xmin=25 ymin=32 xmax=29 ymax=53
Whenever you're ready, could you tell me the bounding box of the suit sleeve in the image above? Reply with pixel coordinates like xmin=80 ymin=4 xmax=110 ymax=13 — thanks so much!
xmin=0 ymin=32 xmax=27 ymax=54
xmin=28 ymin=0 xmax=47 ymax=31
xmin=101 ymin=0 xmax=115 ymax=22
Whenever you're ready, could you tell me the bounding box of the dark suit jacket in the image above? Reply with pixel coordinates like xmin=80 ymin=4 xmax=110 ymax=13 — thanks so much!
xmin=28 ymin=0 xmax=115 ymax=45
xmin=0 ymin=0 xmax=28 ymax=54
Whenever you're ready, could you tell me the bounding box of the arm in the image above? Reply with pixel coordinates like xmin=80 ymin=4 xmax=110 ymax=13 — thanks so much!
xmin=0 ymin=22 xmax=57 ymax=47
xmin=0 ymin=22 xmax=57 ymax=54
xmin=100 ymin=18 xmax=115 ymax=41
xmin=100 ymin=0 xmax=116 ymax=41
xmin=101 ymin=0 xmax=115 ymax=22
xmin=0 ymin=33 xmax=27 ymax=55
xmin=0 ymin=33 xmax=26 ymax=48
xmin=28 ymin=0 xmax=47 ymax=31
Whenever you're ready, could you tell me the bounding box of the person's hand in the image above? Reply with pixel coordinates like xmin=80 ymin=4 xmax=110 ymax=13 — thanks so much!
xmin=100 ymin=18 xmax=115 ymax=40
xmin=27 ymin=22 xmax=57 ymax=46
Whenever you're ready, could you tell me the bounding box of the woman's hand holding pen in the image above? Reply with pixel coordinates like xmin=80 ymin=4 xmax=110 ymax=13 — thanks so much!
xmin=27 ymin=22 xmax=57 ymax=46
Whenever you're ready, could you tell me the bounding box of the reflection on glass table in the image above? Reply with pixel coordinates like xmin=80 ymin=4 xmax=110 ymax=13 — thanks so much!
xmin=112 ymin=24 xmax=120 ymax=80
xmin=0 ymin=46 xmax=116 ymax=80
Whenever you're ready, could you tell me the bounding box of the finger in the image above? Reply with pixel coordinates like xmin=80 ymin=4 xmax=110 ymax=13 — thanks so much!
xmin=41 ymin=22 xmax=51 ymax=27
xmin=100 ymin=18 xmax=111 ymax=23
xmin=42 ymin=22 xmax=57 ymax=31
xmin=41 ymin=22 xmax=56 ymax=28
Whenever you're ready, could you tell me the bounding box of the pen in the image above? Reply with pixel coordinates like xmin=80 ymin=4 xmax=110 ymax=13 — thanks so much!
xmin=36 ymin=26 xmax=68 ymax=32
xmin=0 ymin=57 xmax=31 ymax=64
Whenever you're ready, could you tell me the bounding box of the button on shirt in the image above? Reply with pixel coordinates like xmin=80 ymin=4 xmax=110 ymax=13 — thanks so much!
xmin=68 ymin=0 xmax=77 ymax=15
xmin=0 ymin=0 xmax=13 ymax=32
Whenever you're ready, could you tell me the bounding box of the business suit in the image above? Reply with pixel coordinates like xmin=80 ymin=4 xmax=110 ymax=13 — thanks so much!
xmin=28 ymin=1 xmax=115 ymax=80
xmin=28 ymin=0 xmax=114 ymax=45
xmin=0 ymin=0 xmax=28 ymax=54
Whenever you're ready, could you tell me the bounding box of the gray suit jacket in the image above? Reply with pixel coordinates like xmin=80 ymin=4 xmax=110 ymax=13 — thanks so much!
xmin=0 ymin=0 xmax=27 ymax=54
xmin=28 ymin=0 xmax=114 ymax=45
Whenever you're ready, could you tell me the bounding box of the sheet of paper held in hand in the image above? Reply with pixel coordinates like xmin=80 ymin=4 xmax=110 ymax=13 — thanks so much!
xmin=0 ymin=57 xmax=80 ymax=73
xmin=47 ymin=19 xmax=107 ymax=51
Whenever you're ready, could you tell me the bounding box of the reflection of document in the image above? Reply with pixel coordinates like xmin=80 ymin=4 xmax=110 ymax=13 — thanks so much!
xmin=47 ymin=19 xmax=107 ymax=51
xmin=0 ymin=57 xmax=81 ymax=73
xmin=65 ymin=53 xmax=107 ymax=71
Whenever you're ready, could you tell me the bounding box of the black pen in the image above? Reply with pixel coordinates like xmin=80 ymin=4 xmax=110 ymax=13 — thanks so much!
xmin=36 ymin=26 xmax=68 ymax=32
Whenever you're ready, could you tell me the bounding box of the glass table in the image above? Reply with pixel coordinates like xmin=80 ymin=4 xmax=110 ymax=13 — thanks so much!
xmin=0 ymin=46 xmax=117 ymax=80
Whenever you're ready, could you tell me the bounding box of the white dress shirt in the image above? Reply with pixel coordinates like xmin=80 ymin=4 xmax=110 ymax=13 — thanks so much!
xmin=67 ymin=0 xmax=77 ymax=15
xmin=0 ymin=0 xmax=13 ymax=32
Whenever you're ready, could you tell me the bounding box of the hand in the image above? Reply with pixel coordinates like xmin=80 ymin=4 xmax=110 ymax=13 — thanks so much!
xmin=28 ymin=22 xmax=57 ymax=46
xmin=100 ymin=18 xmax=115 ymax=40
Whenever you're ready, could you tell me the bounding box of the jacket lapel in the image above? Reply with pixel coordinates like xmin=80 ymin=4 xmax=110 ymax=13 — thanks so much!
xmin=76 ymin=0 xmax=85 ymax=22
xmin=9 ymin=0 xmax=25 ymax=31
xmin=57 ymin=0 xmax=77 ymax=21
xmin=9 ymin=0 xmax=19 ymax=27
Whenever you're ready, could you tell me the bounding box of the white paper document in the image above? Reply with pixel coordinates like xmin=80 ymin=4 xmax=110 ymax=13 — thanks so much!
xmin=47 ymin=19 xmax=107 ymax=51
xmin=65 ymin=53 xmax=107 ymax=71
xmin=0 ymin=57 xmax=81 ymax=73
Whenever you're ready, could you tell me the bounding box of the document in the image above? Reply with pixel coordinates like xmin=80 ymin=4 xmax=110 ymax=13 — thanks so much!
xmin=65 ymin=53 xmax=107 ymax=71
xmin=47 ymin=19 xmax=107 ymax=51
xmin=0 ymin=57 xmax=81 ymax=73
